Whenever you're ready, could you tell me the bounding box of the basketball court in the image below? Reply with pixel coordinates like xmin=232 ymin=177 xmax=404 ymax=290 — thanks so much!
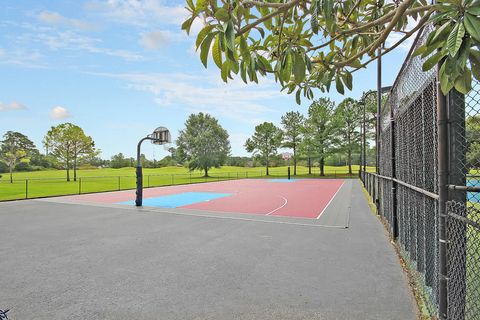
xmin=46 ymin=178 xmax=352 ymax=227
xmin=0 ymin=179 xmax=416 ymax=319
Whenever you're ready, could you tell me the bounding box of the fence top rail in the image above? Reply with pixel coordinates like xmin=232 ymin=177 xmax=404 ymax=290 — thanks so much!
xmin=448 ymin=185 xmax=480 ymax=193
xmin=361 ymin=170 xmax=440 ymax=200
xmin=448 ymin=211 xmax=480 ymax=230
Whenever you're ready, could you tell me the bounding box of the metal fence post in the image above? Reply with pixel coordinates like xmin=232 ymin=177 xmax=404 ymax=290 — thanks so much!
xmin=437 ymin=73 xmax=449 ymax=320
xmin=25 ymin=179 xmax=28 ymax=199
xmin=79 ymin=177 xmax=82 ymax=194
xmin=147 ymin=175 xmax=150 ymax=188
xmin=391 ymin=105 xmax=398 ymax=239
xmin=118 ymin=176 xmax=121 ymax=191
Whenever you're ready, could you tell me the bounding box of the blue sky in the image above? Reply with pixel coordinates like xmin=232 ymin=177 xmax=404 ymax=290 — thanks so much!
xmin=0 ymin=0 xmax=413 ymax=159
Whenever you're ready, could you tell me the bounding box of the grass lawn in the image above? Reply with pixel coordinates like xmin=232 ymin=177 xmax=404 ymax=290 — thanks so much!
xmin=0 ymin=165 xmax=375 ymax=201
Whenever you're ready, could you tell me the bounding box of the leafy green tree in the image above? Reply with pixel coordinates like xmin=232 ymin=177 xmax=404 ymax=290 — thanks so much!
xmin=43 ymin=123 xmax=98 ymax=181
xmin=466 ymin=115 xmax=480 ymax=170
xmin=0 ymin=131 xmax=38 ymax=183
xmin=298 ymin=128 xmax=316 ymax=175
xmin=281 ymin=111 xmax=305 ymax=175
xmin=305 ymin=98 xmax=338 ymax=176
xmin=177 ymin=113 xmax=231 ymax=177
xmin=184 ymin=0 xmax=480 ymax=100
xmin=245 ymin=122 xmax=283 ymax=175
xmin=110 ymin=153 xmax=131 ymax=168
xmin=336 ymin=98 xmax=362 ymax=174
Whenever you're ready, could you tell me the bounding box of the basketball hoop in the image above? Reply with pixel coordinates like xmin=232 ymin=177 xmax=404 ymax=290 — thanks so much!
xmin=148 ymin=126 xmax=171 ymax=145
xmin=282 ymin=152 xmax=292 ymax=160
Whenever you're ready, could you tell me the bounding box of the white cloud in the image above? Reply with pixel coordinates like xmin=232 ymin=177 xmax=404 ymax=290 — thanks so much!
xmin=31 ymin=30 xmax=144 ymax=61
xmin=86 ymin=0 xmax=187 ymax=26
xmin=89 ymin=71 xmax=283 ymax=124
xmin=0 ymin=101 xmax=27 ymax=112
xmin=38 ymin=11 xmax=97 ymax=31
xmin=139 ymin=31 xmax=170 ymax=50
xmin=49 ymin=106 xmax=71 ymax=119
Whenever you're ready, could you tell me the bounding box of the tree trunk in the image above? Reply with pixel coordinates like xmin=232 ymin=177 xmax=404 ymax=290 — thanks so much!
xmin=320 ymin=157 xmax=325 ymax=176
xmin=308 ymin=157 xmax=311 ymax=175
xmin=348 ymin=149 xmax=352 ymax=175
xmin=9 ymin=164 xmax=13 ymax=183
xmin=347 ymin=131 xmax=352 ymax=175
xmin=66 ymin=156 xmax=70 ymax=182
xmin=293 ymin=145 xmax=297 ymax=176
xmin=204 ymin=167 xmax=208 ymax=177
xmin=74 ymin=156 xmax=77 ymax=182
xmin=266 ymin=156 xmax=269 ymax=176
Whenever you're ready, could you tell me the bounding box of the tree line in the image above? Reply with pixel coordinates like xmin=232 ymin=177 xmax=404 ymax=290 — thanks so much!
xmin=246 ymin=97 xmax=371 ymax=176
xmin=4 ymin=109 xmax=475 ymax=181
xmin=0 ymin=123 xmax=98 ymax=182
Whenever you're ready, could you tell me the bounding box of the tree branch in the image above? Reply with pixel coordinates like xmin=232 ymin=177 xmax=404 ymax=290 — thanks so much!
xmin=350 ymin=9 xmax=433 ymax=73
xmin=340 ymin=0 xmax=362 ymax=27
xmin=240 ymin=0 xmax=290 ymax=8
xmin=237 ymin=0 xmax=303 ymax=36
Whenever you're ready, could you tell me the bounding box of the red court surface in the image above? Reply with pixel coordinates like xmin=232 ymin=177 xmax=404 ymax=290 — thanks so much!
xmin=61 ymin=179 xmax=345 ymax=219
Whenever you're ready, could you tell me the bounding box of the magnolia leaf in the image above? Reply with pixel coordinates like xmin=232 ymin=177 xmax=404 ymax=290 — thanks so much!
xmin=221 ymin=61 xmax=229 ymax=82
xmin=295 ymin=89 xmax=301 ymax=105
xmin=335 ymin=75 xmax=344 ymax=94
xmin=257 ymin=55 xmax=273 ymax=72
xmin=225 ymin=21 xmax=235 ymax=52
xmin=464 ymin=13 xmax=480 ymax=42
xmin=447 ymin=22 xmax=465 ymax=57
xmin=212 ymin=34 xmax=222 ymax=68
xmin=305 ymin=54 xmax=312 ymax=72
xmin=196 ymin=0 xmax=208 ymax=11
xmin=239 ymin=36 xmax=250 ymax=61
xmin=310 ymin=0 xmax=319 ymax=34
xmin=412 ymin=45 xmax=427 ymax=57
xmin=439 ymin=61 xmax=455 ymax=94
xmin=229 ymin=59 xmax=239 ymax=74
xmin=200 ymin=33 xmax=215 ymax=68
xmin=240 ymin=61 xmax=248 ymax=83
xmin=453 ymin=68 xmax=472 ymax=94
xmin=215 ymin=8 xmax=230 ymax=22
xmin=422 ymin=50 xmax=447 ymax=71
xmin=181 ymin=17 xmax=195 ymax=34
xmin=196 ymin=25 xmax=215 ymax=49
xmin=466 ymin=5 xmax=480 ymax=15
xmin=472 ymin=62 xmax=480 ymax=81
xmin=343 ymin=72 xmax=353 ymax=91
xmin=293 ymin=51 xmax=306 ymax=84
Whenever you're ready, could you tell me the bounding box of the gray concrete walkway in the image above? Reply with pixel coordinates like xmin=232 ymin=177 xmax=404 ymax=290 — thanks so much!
xmin=0 ymin=180 xmax=416 ymax=319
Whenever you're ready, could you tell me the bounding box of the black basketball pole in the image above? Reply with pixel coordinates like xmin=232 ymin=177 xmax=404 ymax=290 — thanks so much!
xmin=288 ymin=157 xmax=291 ymax=180
xmin=135 ymin=137 xmax=150 ymax=207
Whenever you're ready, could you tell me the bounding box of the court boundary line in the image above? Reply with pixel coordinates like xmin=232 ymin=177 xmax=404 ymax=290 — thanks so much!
xmin=265 ymin=196 xmax=288 ymax=215
xmin=316 ymin=180 xmax=346 ymax=219
xmin=33 ymin=198 xmax=348 ymax=229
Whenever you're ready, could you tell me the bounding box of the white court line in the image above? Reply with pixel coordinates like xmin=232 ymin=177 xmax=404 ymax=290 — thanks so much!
xmin=265 ymin=196 xmax=288 ymax=216
xmin=33 ymin=199 xmax=347 ymax=228
xmin=316 ymin=180 xmax=346 ymax=219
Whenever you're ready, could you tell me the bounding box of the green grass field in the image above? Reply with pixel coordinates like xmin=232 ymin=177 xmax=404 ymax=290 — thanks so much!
xmin=0 ymin=165 xmax=375 ymax=201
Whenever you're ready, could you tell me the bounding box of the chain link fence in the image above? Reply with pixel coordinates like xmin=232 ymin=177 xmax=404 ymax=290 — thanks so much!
xmin=0 ymin=166 xmax=364 ymax=201
xmin=361 ymin=24 xmax=479 ymax=320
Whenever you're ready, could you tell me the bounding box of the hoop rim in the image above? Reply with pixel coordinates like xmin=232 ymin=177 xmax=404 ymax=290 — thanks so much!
xmin=148 ymin=126 xmax=171 ymax=145
xmin=282 ymin=152 xmax=292 ymax=160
